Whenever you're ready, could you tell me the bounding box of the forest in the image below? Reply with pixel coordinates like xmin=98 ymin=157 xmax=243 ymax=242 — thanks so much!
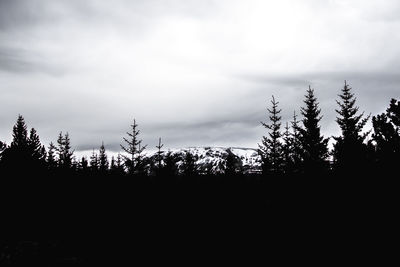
xmin=1 ymin=81 xmax=399 ymax=265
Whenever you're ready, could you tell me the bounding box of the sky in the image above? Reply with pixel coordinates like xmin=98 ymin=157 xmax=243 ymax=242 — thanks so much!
xmin=1 ymin=0 xmax=399 ymax=153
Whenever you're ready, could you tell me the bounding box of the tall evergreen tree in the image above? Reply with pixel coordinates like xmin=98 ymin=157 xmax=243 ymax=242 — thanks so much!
xmin=28 ymin=128 xmax=46 ymax=162
xmin=372 ymin=98 xmax=400 ymax=170
xmin=120 ymin=119 xmax=147 ymax=175
xmin=282 ymin=122 xmax=294 ymax=174
xmin=98 ymin=142 xmax=109 ymax=174
xmin=47 ymin=142 xmax=57 ymax=170
xmin=333 ymin=81 xmax=370 ymax=172
xmin=155 ymin=137 xmax=164 ymax=174
xmin=290 ymin=111 xmax=303 ymax=173
xmin=2 ymin=115 xmax=47 ymax=173
xmin=10 ymin=115 xmax=28 ymax=149
xmin=298 ymin=86 xmax=329 ymax=173
xmin=56 ymin=132 xmax=74 ymax=170
xmin=258 ymin=96 xmax=283 ymax=174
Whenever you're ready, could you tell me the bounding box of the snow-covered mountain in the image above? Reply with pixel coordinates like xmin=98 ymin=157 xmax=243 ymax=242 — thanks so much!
xmin=76 ymin=146 xmax=262 ymax=174
xmin=160 ymin=147 xmax=262 ymax=174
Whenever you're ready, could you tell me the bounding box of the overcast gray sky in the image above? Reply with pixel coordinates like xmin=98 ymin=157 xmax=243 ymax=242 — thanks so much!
xmin=1 ymin=0 xmax=399 ymax=152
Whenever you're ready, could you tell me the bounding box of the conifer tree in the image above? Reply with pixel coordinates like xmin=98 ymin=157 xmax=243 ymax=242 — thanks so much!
xmin=372 ymin=98 xmax=400 ymax=169
xmin=90 ymin=149 xmax=99 ymax=173
xmin=120 ymin=119 xmax=147 ymax=175
xmin=10 ymin=115 xmax=28 ymax=149
xmin=47 ymin=142 xmax=57 ymax=170
xmin=155 ymin=137 xmax=164 ymax=174
xmin=282 ymin=122 xmax=293 ymax=173
xmin=56 ymin=132 xmax=74 ymax=170
xmin=258 ymin=96 xmax=283 ymax=174
xmin=98 ymin=142 xmax=109 ymax=174
xmin=79 ymin=156 xmax=89 ymax=174
xmin=3 ymin=115 xmax=34 ymax=169
xmin=63 ymin=133 xmax=74 ymax=169
xmin=290 ymin=111 xmax=303 ymax=173
xmin=298 ymin=86 xmax=329 ymax=173
xmin=28 ymin=128 xmax=46 ymax=162
xmin=333 ymin=81 xmax=370 ymax=172
xmin=56 ymin=132 xmax=64 ymax=167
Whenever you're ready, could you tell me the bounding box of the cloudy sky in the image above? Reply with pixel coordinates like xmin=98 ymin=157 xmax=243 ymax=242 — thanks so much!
xmin=1 ymin=0 xmax=399 ymax=152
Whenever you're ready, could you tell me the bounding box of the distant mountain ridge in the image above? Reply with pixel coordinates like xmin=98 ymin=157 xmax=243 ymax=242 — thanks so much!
xmin=162 ymin=146 xmax=262 ymax=174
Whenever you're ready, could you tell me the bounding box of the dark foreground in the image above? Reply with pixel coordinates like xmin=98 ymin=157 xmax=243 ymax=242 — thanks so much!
xmin=0 ymin=173 xmax=395 ymax=265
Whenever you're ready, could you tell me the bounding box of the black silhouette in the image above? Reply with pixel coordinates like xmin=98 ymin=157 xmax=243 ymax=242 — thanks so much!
xmin=1 ymin=86 xmax=397 ymax=265
xmin=332 ymin=81 xmax=370 ymax=173
xmin=297 ymin=86 xmax=330 ymax=174
xmin=259 ymin=95 xmax=283 ymax=174
xmin=120 ymin=119 xmax=147 ymax=176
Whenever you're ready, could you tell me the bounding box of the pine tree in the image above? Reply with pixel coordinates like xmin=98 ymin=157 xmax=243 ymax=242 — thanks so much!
xmin=63 ymin=133 xmax=74 ymax=169
xmin=98 ymin=142 xmax=109 ymax=174
xmin=282 ymin=122 xmax=293 ymax=174
xmin=372 ymin=98 xmax=400 ymax=170
xmin=291 ymin=111 xmax=303 ymax=173
xmin=28 ymin=128 xmax=46 ymax=162
xmin=90 ymin=149 xmax=99 ymax=173
xmin=56 ymin=132 xmax=74 ymax=170
xmin=10 ymin=115 xmax=28 ymax=149
xmin=120 ymin=119 xmax=147 ymax=175
xmin=56 ymin=132 xmax=64 ymax=167
xmin=47 ymin=142 xmax=57 ymax=170
xmin=333 ymin=81 xmax=370 ymax=172
xmin=258 ymin=96 xmax=283 ymax=174
xmin=79 ymin=156 xmax=89 ymax=174
xmin=155 ymin=137 xmax=164 ymax=174
xmin=298 ymin=86 xmax=329 ymax=173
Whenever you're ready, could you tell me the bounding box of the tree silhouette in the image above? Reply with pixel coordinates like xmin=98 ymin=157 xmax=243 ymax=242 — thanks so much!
xmin=78 ymin=156 xmax=89 ymax=175
xmin=372 ymin=98 xmax=400 ymax=170
xmin=258 ymin=96 xmax=283 ymax=174
xmin=298 ymin=86 xmax=329 ymax=173
xmin=282 ymin=122 xmax=294 ymax=174
xmin=332 ymin=81 xmax=370 ymax=173
xmin=120 ymin=119 xmax=147 ymax=175
xmin=90 ymin=149 xmax=99 ymax=173
xmin=290 ymin=111 xmax=303 ymax=173
xmin=56 ymin=132 xmax=74 ymax=170
xmin=99 ymin=142 xmax=109 ymax=174
xmin=155 ymin=137 xmax=164 ymax=175
xmin=2 ymin=115 xmax=46 ymax=173
xmin=11 ymin=115 xmax=28 ymax=149
xmin=28 ymin=128 xmax=46 ymax=162
xmin=47 ymin=142 xmax=57 ymax=171
xmin=110 ymin=153 xmax=125 ymax=176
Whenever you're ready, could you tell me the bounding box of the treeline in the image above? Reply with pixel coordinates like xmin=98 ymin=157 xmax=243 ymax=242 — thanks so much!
xmin=259 ymin=81 xmax=400 ymax=176
xmin=0 ymin=81 xmax=399 ymax=178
